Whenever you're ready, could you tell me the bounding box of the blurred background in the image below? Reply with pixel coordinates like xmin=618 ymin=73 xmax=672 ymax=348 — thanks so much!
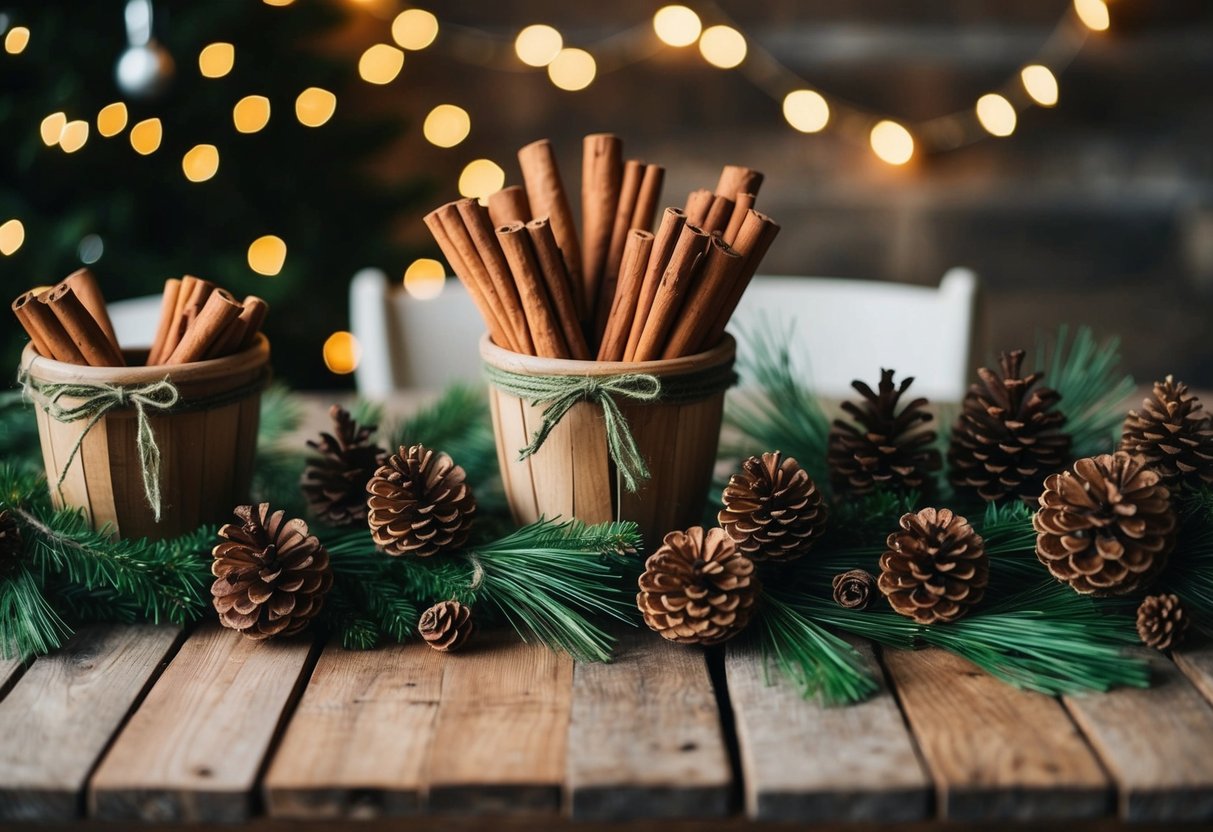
xmin=1 ymin=0 xmax=1211 ymax=387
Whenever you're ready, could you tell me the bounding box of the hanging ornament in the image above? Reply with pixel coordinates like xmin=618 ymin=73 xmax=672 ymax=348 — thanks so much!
xmin=115 ymin=0 xmax=174 ymax=99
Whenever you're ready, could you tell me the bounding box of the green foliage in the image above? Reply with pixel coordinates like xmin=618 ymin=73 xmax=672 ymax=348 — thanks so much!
xmin=0 ymin=391 xmax=41 ymax=475
xmin=250 ymin=384 xmax=308 ymax=515
xmin=0 ymin=567 xmax=69 ymax=659
xmin=1035 ymin=325 xmax=1135 ymax=458
xmin=758 ymin=594 xmax=878 ymax=705
xmin=1157 ymin=486 xmax=1213 ymax=631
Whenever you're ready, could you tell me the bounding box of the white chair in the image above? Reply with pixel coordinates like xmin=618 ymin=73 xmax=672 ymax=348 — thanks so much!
xmin=729 ymin=268 xmax=980 ymax=402
xmin=106 ymin=294 xmax=163 ymax=349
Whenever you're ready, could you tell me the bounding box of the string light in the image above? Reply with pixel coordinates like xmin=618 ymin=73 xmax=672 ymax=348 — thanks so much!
xmin=358 ymin=43 xmax=404 ymax=85
xmin=182 ymin=144 xmax=220 ymax=182
xmin=295 ymin=87 xmax=336 ymax=127
xmin=652 ymin=6 xmax=702 ymax=47
xmin=233 ymin=95 xmax=271 ymax=133
xmin=96 ymin=102 xmax=129 ymax=137
xmin=247 ymin=235 xmax=287 ymax=275
xmin=0 ymin=220 xmax=24 ymax=256
xmin=39 ymin=112 xmax=66 ymax=146
xmin=1074 ymin=0 xmax=1110 ymax=31
xmin=548 ymin=48 xmax=596 ymax=91
xmin=59 ymin=120 xmax=89 ymax=153
xmin=515 ymin=24 xmax=562 ymax=67
xmin=4 ymin=26 xmax=29 ymax=55
xmin=698 ymin=25 xmax=746 ymax=69
xmin=198 ymin=42 xmax=235 ymax=78
xmin=262 ymin=0 xmax=295 ymax=6
xmin=870 ymin=120 xmax=914 ymax=165
xmin=1021 ymin=65 xmax=1059 ymax=106
xmin=322 ymin=331 xmax=361 ymax=374
xmin=129 ymin=118 xmax=163 ymax=155
xmin=392 ymin=9 xmax=438 ymax=51
xmin=404 ymin=258 xmax=446 ymax=299
xmin=975 ymin=93 xmax=1017 ymax=137
xmin=458 ymin=159 xmax=505 ymax=201
xmin=422 ymin=104 xmax=470 ymax=148
xmin=782 ymin=89 xmax=829 ymax=133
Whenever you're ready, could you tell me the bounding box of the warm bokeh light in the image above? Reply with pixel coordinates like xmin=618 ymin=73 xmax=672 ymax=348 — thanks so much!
xmin=391 ymin=9 xmax=438 ymax=50
xmin=198 ymin=42 xmax=234 ymax=78
xmin=547 ymin=48 xmax=596 ymax=91
xmin=182 ymin=144 xmax=220 ymax=182
xmin=1074 ymin=0 xmax=1109 ymax=31
xmin=698 ymin=25 xmax=746 ymax=69
xmin=869 ymin=120 xmax=914 ymax=165
xmin=323 ymin=331 xmax=361 ymax=374
xmin=423 ymin=104 xmax=470 ymax=148
xmin=129 ymin=118 xmax=163 ymax=155
xmin=515 ymin=24 xmax=562 ymax=67
xmin=59 ymin=120 xmax=89 ymax=153
xmin=4 ymin=26 xmax=29 ymax=55
xmin=0 ymin=220 xmax=25 ymax=256
xmin=96 ymin=102 xmax=129 ymax=137
xmin=653 ymin=6 xmax=702 ymax=47
xmin=404 ymin=258 xmax=446 ymax=299
xmin=976 ymin=93 xmax=1017 ymax=137
xmin=1021 ymin=64 xmax=1059 ymax=107
xmin=263 ymin=0 xmax=294 ymax=5
xmin=247 ymin=235 xmax=287 ymax=275
xmin=358 ymin=43 xmax=404 ymax=85
xmin=295 ymin=87 xmax=336 ymax=127
xmin=782 ymin=89 xmax=830 ymax=133
xmin=458 ymin=159 xmax=505 ymax=201
xmin=40 ymin=112 xmax=66 ymax=146
xmin=232 ymin=95 xmax=271 ymax=133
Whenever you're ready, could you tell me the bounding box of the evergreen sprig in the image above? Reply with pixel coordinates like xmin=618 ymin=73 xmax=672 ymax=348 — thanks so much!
xmin=758 ymin=593 xmax=878 ymax=705
xmin=1035 ymin=325 xmax=1135 ymax=458
xmin=388 ymin=384 xmax=499 ymax=491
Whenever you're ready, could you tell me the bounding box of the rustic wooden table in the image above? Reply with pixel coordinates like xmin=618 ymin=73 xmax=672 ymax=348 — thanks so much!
xmin=3 ymin=391 xmax=1213 ymax=830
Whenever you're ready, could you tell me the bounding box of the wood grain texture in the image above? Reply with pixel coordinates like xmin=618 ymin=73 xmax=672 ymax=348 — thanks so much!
xmin=89 ymin=624 xmax=316 ymax=823
xmin=1065 ymin=648 xmax=1213 ymax=821
xmin=1173 ymin=637 xmax=1213 ymax=706
xmin=263 ymin=642 xmax=444 ymax=819
xmin=568 ymin=632 xmax=730 ymax=820
xmin=883 ymin=647 xmax=1109 ymax=821
xmin=0 ymin=625 xmax=180 ymax=822
xmin=726 ymin=637 xmax=929 ymax=822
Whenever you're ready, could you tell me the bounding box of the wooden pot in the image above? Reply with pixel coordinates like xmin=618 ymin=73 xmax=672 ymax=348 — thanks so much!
xmin=20 ymin=335 xmax=270 ymax=540
xmin=482 ymin=333 xmax=735 ymax=545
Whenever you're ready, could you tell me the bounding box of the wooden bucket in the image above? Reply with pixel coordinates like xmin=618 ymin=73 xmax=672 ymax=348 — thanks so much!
xmin=482 ymin=334 xmax=735 ymax=544
xmin=20 ymin=335 xmax=270 ymax=540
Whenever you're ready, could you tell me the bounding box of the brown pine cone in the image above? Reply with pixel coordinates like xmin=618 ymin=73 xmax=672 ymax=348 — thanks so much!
xmin=302 ymin=405 xmax=386 ymax=527
xmin=718 ymin=451 xmax=828 ymax=562
xmin=1120 ymin=376 xmax=1213 ymax=490
xmin=1034 ymin=452 xmax=1176 ymax=596
xmin=418 ymin=600 xmax=474 ymax=652
xmin=828 ymin=369 xmax=941 ymax=496
xmin=832 ymin=569 xmax=876 ymax=610
xmin=948 ymin=349 xmax=1071 ymax=503
xmin=0 ymin=510 xmax=21 ymax=576
xmin=211 ymin=503 xmax=333 ymax=640
xmin=366 ymin=445 xmax=476 ymax=557
xmin=637 ymin=526 xmax=760 ymax=646
xmin=1136 ymin=593 xmax=1189 ymax=651
xmin=878 ymin=508 xmax=988 ymax=624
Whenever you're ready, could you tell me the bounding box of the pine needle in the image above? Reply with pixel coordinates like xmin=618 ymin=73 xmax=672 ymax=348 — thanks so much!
xmin=1035 ymin=325 xmax=1135 ymax=458
xmin=0 ymin=566 xmax=70 ymax=659
xmin=759 ymin=593 xmax=879 ymax=705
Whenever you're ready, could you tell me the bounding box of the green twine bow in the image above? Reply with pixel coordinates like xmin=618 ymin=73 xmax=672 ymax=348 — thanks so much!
xmin=20 ymin=373 xmax=180 ymax=522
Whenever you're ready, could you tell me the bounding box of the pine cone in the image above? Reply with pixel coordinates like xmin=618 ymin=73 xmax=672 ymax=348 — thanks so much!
xmin=949 ymin=350 xmax=1071 ymax=503
xmin=418 ymin=600 xmax=474 ymax=652
xmin=637 ymin=526 xmax=760 ymax=645
xmin=1120 ymin=376 xmax=1213 ymax=490
xmin=832 ymin=569 xmax=876 ymax=610
xmin=302 ymin=405 xmax=386 ymax=527
xmin=1136 ymin=593 xmax=1189 ymax=651
xmin=828 ymin=370 xmax=941 ymax=496
xmin=718 ymin=451 xmax=828 ymax=562
xmin=0 ymin=510 xmax=21 ymax=576
xmin=366 ymin=445 xmax=476 ymax=557
xmin=212 ymin=504 xmax=333 ymax=640
xmin=1034 ymin=452 xmax=1176 ymax=596
xmin=878 ymin=508 xmax=988 ymax=624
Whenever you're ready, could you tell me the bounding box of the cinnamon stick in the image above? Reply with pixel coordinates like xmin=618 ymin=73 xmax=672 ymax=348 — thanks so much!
xmin=703 ymin=209 xmax=781 ymax=348
xmin=702 ymin=195 xmax=735 ymax=235
xmin=166 ymin=288 xmax=241 ymax=365
xmin=597 ymin=159 xmax=646 ymax=339
xmin=63 ymin=269 xmax=120 ymax=355
xmin=12 ymin=289 xmax=85 ymax=363
xmin=631 ymin=222 xmax=709 ymax=362
xmin=456 ymin=198 xmax=534 ymax=353
xmin=496 ymin=221 xmax=567 ymax=359
xmin=147 ymin=278 xmax=181 ymax=365
xmin=517 ymin=139 xmax=584 ymax=320
xmin=43 ymin=283 xmax=125 ymax=367
xmin=661 ymin=234 xmax=744 ymax=359
xmin=526 ymin=218 xmax=590 ymax=360
xmin=624 ymin=208 xmax=686 ymax=362
xmin=161 ymin=276 xmax=214 ymax=363
xmin=684 ymin=189 xmax=713 ymax=226
xmin=580 ymin=133 xmax=622 ymax=322
xmin=715 ymin=165 xmax=764 ymax=200
xmin=597 ymin=229 xmax=654 ymax=362
xmin=722 ymin=192 xmax=755 ymax=245
xmin=207 ymin=295 xmax=268 ymax=359
xmin=630 ymin=164 xmax=665 ymax=233
xmin=487 ymin=185 xmax=531 ymax=227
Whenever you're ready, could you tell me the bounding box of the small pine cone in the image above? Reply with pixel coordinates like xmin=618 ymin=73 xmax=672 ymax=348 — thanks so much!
xmin=718 ymin=451 xmax=828 ymax=562
xmin=0 ymin=510 xmax=21 ymax=576
xmin=1120 ymin=376 xmax=1213 ymax=490
xmin=637 ymin=526 xmax=760 ymax=646
xmin=212 ymin=504 xmax=333 ymax=640
xmin=878 ymin=508 xmax=988 ymax=624
xmin=366 ymin=445 xmax=476 ymax=557
xmin=832 ymin=569 xmax=876 ymax=610
xmin=1034 ymin=452 xmax=1176 ymax=596
xmin=828 ymin=370 xmax=941 ymax=496
xmin=1136 ymin=593 xmax=1189 ymax=651
xmin=949 ymin=350 xmax=1071 ymax=503
xmin=418 ymin=600 xmax=474 ymax=652
xmin=302 ymin=405 xmax=386 ymax=527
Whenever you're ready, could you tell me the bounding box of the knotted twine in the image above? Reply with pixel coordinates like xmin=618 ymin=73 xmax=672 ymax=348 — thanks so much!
xmin=483 ymin=361 xmax=737 ymax=492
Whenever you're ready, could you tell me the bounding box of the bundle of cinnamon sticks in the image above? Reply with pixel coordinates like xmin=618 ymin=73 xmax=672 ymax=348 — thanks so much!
xmin=425 ymin=134 xmax=778 ymax=362
xmin=11 ymin=269 xmax=267 ymax=367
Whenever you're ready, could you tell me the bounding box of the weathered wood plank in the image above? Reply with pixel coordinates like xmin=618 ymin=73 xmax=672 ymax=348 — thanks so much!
xmin=1065 ymin=648 xmax=1213 ymax=822
xmin=725 ymin=637 xmax=929 ymax=822
xmin=89 ymin=624 xmax=315 ymax=823
xmin=883 ymin=646 xmax=1109 ymax=820
xmin=1173 ymin=637 xmax=1213 ymax=706
xmin=568 ymin=632 xmax=730 ymax=820
xmin=263 ymin=642 xmax=444 ymax=819
xmin=0 ymin=624 xmax=180 ymax=821
xmin=425 ymin=633 xmax=572 ymax=814
xmin=0 ymin=656 xmax=25 ymax=698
